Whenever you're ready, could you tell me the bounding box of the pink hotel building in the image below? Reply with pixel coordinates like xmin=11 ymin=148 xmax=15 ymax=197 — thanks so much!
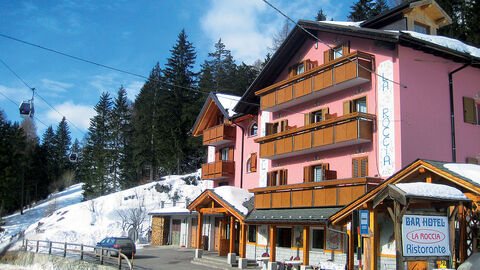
xmin=152 ymin=1 xmax=480 ymax=269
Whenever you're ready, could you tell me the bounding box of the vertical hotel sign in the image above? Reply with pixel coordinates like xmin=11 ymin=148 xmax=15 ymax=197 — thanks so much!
xmin=377 ymin=60 xmax=395 ymax=177
xmin=259 ymin=111 xmax=270 ymax=187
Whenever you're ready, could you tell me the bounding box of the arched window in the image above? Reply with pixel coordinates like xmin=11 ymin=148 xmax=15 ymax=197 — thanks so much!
xmin=246 ymin=158 xmax=252 ymax=173
xmin=250 ymin=123 xmax=258 ymax=136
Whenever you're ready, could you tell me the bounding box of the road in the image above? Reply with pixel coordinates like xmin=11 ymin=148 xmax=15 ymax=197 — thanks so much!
xmin=131 ymin=245 xmax=212 ymax=270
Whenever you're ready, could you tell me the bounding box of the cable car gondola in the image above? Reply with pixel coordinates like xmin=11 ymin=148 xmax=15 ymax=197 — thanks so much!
xmin=19 ymin=100 xmax=34 ymax=118
xmin=69 ymin=152 xmax=78 ymax=163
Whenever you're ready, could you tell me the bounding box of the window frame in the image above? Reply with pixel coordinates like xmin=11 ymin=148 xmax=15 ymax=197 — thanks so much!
xmin=344 ymin=95 xmax=367 ymax=115
xmin=414 ymin=21 xmax=430 ymax=34
xmin=248 ymin=225 xmax=257 ymax=243
xmin=220 ymin=147 xmax=229 ymax=161
xmin=276 ymin=227 xmax=293 ymax=248
xmin=267 ymin=169 xmax=287 ymax=186
xmin=310 ymin=227 xmax=326 ymax=251
xmin=249 ymin=122 xmax=258 ymax=137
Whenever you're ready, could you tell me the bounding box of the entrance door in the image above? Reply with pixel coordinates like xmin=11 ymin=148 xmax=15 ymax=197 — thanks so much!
xmin=190 ymin=218 xmax=197 ymax=248
xmin=407 ymin=261 xmax=427 ymax=270
xmin=171 ymin=219 xmax=181 ymax=245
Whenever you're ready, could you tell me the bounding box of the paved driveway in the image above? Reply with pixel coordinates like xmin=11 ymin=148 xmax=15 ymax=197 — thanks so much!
xmin=131 ymin=246 xmax=212 ymax=270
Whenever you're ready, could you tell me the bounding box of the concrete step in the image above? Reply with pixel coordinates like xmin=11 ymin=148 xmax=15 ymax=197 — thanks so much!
xmin=191 ymin=256 xmax=260 ymax=269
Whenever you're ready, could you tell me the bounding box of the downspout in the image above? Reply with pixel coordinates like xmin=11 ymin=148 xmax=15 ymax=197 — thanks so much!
xmin=448 ymin=64 xmax=469 ymax=162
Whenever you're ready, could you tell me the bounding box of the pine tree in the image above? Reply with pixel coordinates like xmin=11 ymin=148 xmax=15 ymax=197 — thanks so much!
xmin=54 ymin=117 xmax=71 ymax=173
xmin=349 ymin=0 xmax=374 ymax=21
xmin=371 ymin=0 xmax=389 ymax=17
xmin=270 ymin=19 xmax=291 ymax=53
xmin=316 ymin=9 xmax=327 ymax=21
xmin=82 ymin=92 xmax=113 ymax=198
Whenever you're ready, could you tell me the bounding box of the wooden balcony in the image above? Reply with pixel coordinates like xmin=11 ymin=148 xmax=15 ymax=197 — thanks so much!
xmin=202 ymin=124 xmax=236 ymax=146
xmin=250 ymin=177 xmax=382 ymax=209
xmin=256 ymin=51 xmax=373 ymax=112
xmin=255 ymin=112 xmax=375 ymax=160
xmin=201 ymin=161 xmax=235 ymax=180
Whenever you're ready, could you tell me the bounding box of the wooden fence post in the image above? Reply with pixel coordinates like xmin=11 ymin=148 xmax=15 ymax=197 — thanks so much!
xmin=118 ymin=249 xmax=122 ymax=269
xmin=35 ymin=240 xmax=39 ymax=253
xmin=80 ymin=244 xmax=84 ymax=260
xmin=25 ymin=240 xmax=28 ymax=251
xmin=100 ymin=248 xmax=104 ymax=265
xmin=63 ymin=242 xmax=67 ymax=257
xmin=48 ymin=241 xmax=52 ymax=254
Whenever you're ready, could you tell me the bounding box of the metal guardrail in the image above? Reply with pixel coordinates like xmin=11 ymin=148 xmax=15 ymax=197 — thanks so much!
xmin=22 ymin=239 xmax=133 ymax=269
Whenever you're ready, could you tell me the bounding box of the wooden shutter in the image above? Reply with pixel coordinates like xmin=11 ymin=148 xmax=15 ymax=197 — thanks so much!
xmin=322 ymin=108 xmax=329 ymax=121
xmin=343 ymin=100 xmax=352 ymax=115
xmin=267 ymin=172 xmax=273 ymax=186
xmin=228 ymin=148 xmax=234 ymax=161
xmin=352 ymin=158 xmax=359 ymax=177
xmin=463 ymin=97 xmax=477 ymax=124
xmin=265 ymin=123 xmax=274 ymax=136
xmin=250 ymin=153 xmax=257 ymax=172
xmin=353 ymin=157 xmax=368 ymax=177
xmin=360 ymin=158 xmax=368 ymax=177
xmin=466 ymin=157 xmax=479 ymax=164
xmin=215 ymin=150 xmax=221 ymax=162
xmin=303 ymin=166 xmax=313 ymax=182
xmin=280 ymin=120 xmax=288 ymax=132
xmin=279 ymin=170 xmax=287 ymax=185
xmin=324 ymin=50 xmax=332 ymax=64
xmin=304 ymin=113 xmax=312 ymax=125
xmin=342 ymin=42 xmax=350 ymax=56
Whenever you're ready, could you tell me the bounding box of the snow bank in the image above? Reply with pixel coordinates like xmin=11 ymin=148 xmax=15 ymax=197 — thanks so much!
xmin=213 ymin=186 xmax=253 ymax=215
xmin=395 ymin=182 xmax=467 ymax=200
xmin=216 ymin=93 xmax=240 ymax=117
xmin=444 ymin=163 xmax=480 ymax=185
xmin=1 ymin=171 xmax=207 ymax=250
xmin=403 ymin=31 xmax=480 ymax=58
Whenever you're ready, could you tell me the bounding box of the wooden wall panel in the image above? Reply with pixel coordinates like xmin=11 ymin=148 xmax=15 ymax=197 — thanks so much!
xmin=345 ymin=121 xmax=358 ymax=141
xmin=338 ymin=185 xmax=366 ymax=205
xmin=358 ymin=59 xmax=372 ymax=79
xmin=293 ymin=133 xmax=311 ymax=151
xmin=324 ymin=187 xmax=337 ymax=205
xmin=313 ymin=72 xmax=324 ymax=91
xmin=313 ymin=189 xmax=325 ymax=207
xmin=294 ymin=78 xmax=312 ymax=98
xmin=334 ymin=64 xmax=346 ymax=85
xmin=255 ymin=193 xmax=271 ymax=209
xmin=313 ymin=129 xmax=324 ymax=147
xmin=281 ymin=192 xmax=291 ymax=208
xmin=260 ymin=141 xmax=275 ymax=158
xmin=292 ymin=190 xmax=312 ymax=207
xmin=272 ymin=192 xmax=284 ymax=208
xmin=323 ymin=69 xmax=333 ymax=88
xmin=261 ymin=92 xmax=276 ymax=109
xmin=277 ymin=86 xmax=292 ymax=104
xmin=359 ymin=120 xmax=372 ymax=140
xmin=345 ymin=61 xmax=357 ymax=81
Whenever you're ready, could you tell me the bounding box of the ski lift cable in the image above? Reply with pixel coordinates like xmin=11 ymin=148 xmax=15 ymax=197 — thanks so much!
xmin=261 ymin=0 xmax=408 ymax=89
xmin=0 ymin=58 xmax=85 ymax=135
xmin=0 ymin=90 xmax=49 ymax=128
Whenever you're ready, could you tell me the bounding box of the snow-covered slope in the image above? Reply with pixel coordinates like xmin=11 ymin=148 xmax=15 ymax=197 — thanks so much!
xmin=0 ymin=171 xmax=208 ymax=251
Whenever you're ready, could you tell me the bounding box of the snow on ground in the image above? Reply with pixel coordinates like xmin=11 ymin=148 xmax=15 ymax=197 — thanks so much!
xmin=213 ymin=186 xmax=253 ymax=215
xmin=0 ymin=171 xmax=208 ymax=251
xmin=395 ymin=182 xmax=468 ymax=200
xmin=444 ymin=163 xmax=480 ymax=185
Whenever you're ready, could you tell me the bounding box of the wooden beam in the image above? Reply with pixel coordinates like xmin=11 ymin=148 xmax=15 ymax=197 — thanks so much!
xmin=370 ymin=208 xmax=378 ymax=270
xmin=270 ymin=225 xmax=277 ymax=262
xmin=348 ymin=224 xmax=354 ymax=270
xmin=197 ymin=212 xmax=203 ymax=250
xmin=459 ymin=203 xmax=467 ymax=263
xmin=240 ymin=223 xmax=247 ymax=258
xmin=229 ymin=216 xmax=235 ymax=254
xmin=303 ymin=226 xmax=310 ymax=266
xmin=199 ymin=208 xmax=228 ymax=214
xmin=394 ymin=201 xmax=405 ymax=270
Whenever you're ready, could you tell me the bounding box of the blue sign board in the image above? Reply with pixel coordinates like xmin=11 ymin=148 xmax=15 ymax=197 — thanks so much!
xmin=359 ymin=210 xmax=369 ymax=235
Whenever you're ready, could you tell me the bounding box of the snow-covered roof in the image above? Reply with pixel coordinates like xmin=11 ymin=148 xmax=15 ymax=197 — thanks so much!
xmin=215 ymin=93 xmax=241 ymax=117
xmin=402 ymin=31 xmax=480 ymax=58
xmin=149 ymin=206 xmax=193 ymax=216
xmin=395 ymin=182 xmax=468 ymax=200
xmin=212 ymin=186 xmax=253 ymax=216
xmin=443 ymin=163 xmax=480 ymax=185
xmin=318 ymin=20 xmax=363 ymax=27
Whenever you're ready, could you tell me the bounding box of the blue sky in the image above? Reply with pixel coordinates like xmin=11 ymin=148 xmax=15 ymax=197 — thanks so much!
xmin=0 ymin=0 xmax=355 ymax=142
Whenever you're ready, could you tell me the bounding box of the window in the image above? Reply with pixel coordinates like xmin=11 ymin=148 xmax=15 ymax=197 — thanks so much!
xmin=221 ymin=148 xmax=229 ymax=161
xmin=277 ymin=227 xmax=292 ymax=248
xmin=311 ymin=228 xmax=325 ymax=250
xmin=250 ymin=123 xmax=258 ymax=136
xmin=343 ymin=96 xmax=367 ymax=115
xmin=248 ymin=225 xmax=257 ymax=243
xmin=265 ymin=119 xmax=288 ymax=135
xmin=267 ymin=169 xmax=287 ymax=186
xmin=289 ymin=60 xmax=318 ymax=77
xmin=295 ymin=63 xmax=305 ymax=75
xmin=414 ymin=22 xmax=430 ymax=34
xmin=333 ymin=47 xmax=343 ymax=59
xmin=466 ymin=157 xmax=479 ymax=164
xmin=352 ymin=156 xmax=368 ymax=177
xmin=324 ymin=42 xmax=350 ymax=64
xmin=304 ymin=163 xmax=336 ymax=182
xmin=463 ymin=97 xmax=479 ymax=125
xmin=305 ymin=108 xmax=329 ymax=125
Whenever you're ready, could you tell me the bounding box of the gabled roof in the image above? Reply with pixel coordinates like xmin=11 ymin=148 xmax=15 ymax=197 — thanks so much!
xmin=191 ymin=92 xmax=241 ymax=137
xmin=234 ymin=19 xmax=480 ymax=114
xmin=329 ymin=159 xmax=480 ymax=225
xmin=187 ymin=186 xmax=254 ymax=221
xmin=361 ymin=0 xmax=452 ymax=29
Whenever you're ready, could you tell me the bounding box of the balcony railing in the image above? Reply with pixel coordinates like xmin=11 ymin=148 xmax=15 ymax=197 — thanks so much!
xmin=201 ymin=161 xmax=235 ymax=180
xmin=255 ymin=112 xmax=375 ymax=160
xmin=249 ymin=177 xmax=382 ymax=209
xmin=255 ymin=51 xmax=373 ymax=112
xmin=202 ymin=124 xmax=236 ymax=146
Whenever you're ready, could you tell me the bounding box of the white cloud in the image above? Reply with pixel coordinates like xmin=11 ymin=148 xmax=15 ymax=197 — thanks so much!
xmin=0 ymin=84 xmax=33 ymax=104
xmin=40 ymin=79 xmax=73 ymax=93
xmin=124 ymin=81 xmax=143 ymax=101
xmin=200 ymin=0 xmax=344 ymax=64
xmin=44 ymin=101 xmax=94 ymax=131
xmin=89 ymin=73 xmax=143 ymax=101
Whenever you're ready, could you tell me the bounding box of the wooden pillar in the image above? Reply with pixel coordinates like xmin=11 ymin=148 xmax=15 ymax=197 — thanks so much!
xmin=370 ymin=208 xmax=378 ymax=270
xmin=270 ymin=225 xmax=276 ymax=262
xmin=229 ymin=216 xmax=235 ymax=253
xmin=303 ymin=226 xmax=310 ymax=266
xmin=449 ymin=205 xmax=459 ymax=268
xmin=197 ymin=212 xmax=203 ymax=249
xmin=459 ymin=203 xmax=467 ymax=263
xmin=348 ymin=223 xmax=354 ymax=270
xmin=240 ymin=223 xmax=247 ymax=258
xmin=394 ymin=201 xmax=404 ymax=270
